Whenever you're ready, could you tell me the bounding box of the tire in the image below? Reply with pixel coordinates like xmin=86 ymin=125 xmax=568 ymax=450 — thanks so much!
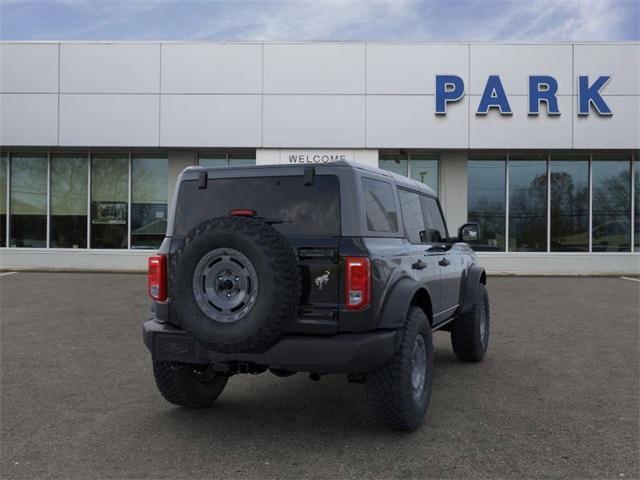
xmin=169 ymin=217 xmax=300 ymax=353
xmin=364 ymin=306 xmax=434 ymax=431
xmin=451 ymin=283 xmax=490 ymax=362
xmin=153 ymin=361 xmax=228 ymax=408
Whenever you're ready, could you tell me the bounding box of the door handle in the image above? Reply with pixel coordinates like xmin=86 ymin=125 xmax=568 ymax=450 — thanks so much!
xmin=412 ymin=260 xmax=427 ymax=270
xmin=438 ymin=257 xmax=451 ymax=267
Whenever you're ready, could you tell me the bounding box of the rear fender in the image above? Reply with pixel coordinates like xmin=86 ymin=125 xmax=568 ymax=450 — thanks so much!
xmin=379 ymin=278 xmax=433 ymax=329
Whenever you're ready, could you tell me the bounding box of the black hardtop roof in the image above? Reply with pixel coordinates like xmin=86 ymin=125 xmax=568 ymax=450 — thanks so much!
xmin=184 ymin=160 xmax=437 ymax=197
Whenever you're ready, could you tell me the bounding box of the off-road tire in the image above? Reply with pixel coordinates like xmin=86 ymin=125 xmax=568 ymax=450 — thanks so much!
xmin=364 ymin=306 xmax=433 ymax=431
xmin=169 ymin=217 xmax=300 ymax=353
xmin=153 ymin=361 xmax=228 ymax=408
xmin=451 ymin=283 xmax=489 ymax=362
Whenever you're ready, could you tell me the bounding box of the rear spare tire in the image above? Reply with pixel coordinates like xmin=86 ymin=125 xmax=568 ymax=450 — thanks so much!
xmin=170 ymin=217 xmax=300 ymax=353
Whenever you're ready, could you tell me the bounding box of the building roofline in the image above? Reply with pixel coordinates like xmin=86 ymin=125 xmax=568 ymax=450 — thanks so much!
xmin=1 ymin=40 xmax=639 ymax=46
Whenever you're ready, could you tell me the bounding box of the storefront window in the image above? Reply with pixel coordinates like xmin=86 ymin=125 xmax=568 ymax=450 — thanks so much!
xmin=10 ymin=154 xmax=47 ymax=247
xmin=228 ymin=150 xmax=256 ymax=166
xmin=131 ymin=155 xmax=168 ymax=249
xmin=410 ymin=154 xmax=438 ymax=193
xmin=379 ymin=150 xmax=408 ymax=176
xmin=467 ymin=158 xmax=506 ymax=251
xmin=379 ymin=151 xmax=439 ymax=193
xmin=508 ymin=154 xmax=548 ymax=252
xmin=592 ymin=154 xmax=631 ymax=252
xmin=199 ymin=150 xmax=256 ymax=167
xmin=550 ymin=154 xmax=589 ymax=252
xmin=50 ymin=155 xmax=88 ymax=248
xmin=91 ymin=154 xmax=128 ymax=249
xmin=0 ymin=155 xmax=7 ymax=247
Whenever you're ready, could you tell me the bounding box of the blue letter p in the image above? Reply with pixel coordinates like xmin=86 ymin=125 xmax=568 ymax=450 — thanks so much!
xmin=435 ymin=75 xmax=464 ymax=115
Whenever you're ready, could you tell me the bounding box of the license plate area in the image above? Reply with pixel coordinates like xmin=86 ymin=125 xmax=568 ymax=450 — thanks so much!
xmin=154 ymin=333 xmax=201 ymax=363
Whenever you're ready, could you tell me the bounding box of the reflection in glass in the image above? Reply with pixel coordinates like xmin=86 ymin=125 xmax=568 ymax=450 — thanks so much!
xmin=0 ymin=155 xmax=6 ymax=247
xmin=10 ymin=155 xmax=47 ymax=247
xmin=398 ymin=189 xmax=425 ymax=243
xmin=508 ymin=156 xmax=547 ymax=252
xmin=228 ymin=150 xmax=256 ymax=166
xmin=550 ymin=156 xmax=589 ymax=252
xmin=635 ymin=159 xmax=639 ymax=251
xmin=379 ymin=151 xmax=408 ymax=176
xmin=131 ymin=156 xmax=168 ymax=249
xmin=50 ymin=155 xmax=88 ymax=248
xmin=410 ymin=154 xmax=438 ymax=194
xmin=592 ymin=156 xmax=631 ymax=252
xmin=361 ymin=178 xmax=398 ymax=233
xmin=91 ymin=155 xmax=128 ymax=249
xmin=421 ymin=196 xmax=448 ymax=242
xmin=467 ymin=159 xmax=506 ymax=251
xmin=199 ymin=151 xmax=256 ymax=168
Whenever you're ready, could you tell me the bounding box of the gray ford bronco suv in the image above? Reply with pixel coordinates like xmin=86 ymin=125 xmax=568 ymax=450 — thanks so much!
xmin=143 ymin=161 xmax=489 ymax=430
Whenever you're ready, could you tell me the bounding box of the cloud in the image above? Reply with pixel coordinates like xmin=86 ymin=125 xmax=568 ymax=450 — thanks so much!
xmin=0 ymin=0 xmax=637 ymax=41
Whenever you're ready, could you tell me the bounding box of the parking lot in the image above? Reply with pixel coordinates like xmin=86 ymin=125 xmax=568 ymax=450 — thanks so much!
xmin=0 ymin=273 xmax=638 ymax=479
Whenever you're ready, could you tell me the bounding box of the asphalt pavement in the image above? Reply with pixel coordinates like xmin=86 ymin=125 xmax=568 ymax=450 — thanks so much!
xmin=1 ymin=273 xmax=638 ymax=479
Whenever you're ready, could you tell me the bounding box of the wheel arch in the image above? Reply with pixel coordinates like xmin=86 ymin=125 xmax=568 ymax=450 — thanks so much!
xmin=460 ymin=264 xmax=486 ymax=314
xmin=379 ymin=278 xmax=434 ymax=329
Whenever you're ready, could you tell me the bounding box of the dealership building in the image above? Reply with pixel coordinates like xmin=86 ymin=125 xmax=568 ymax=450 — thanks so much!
xmin=0 ymin=41 xmax=638 ymax=274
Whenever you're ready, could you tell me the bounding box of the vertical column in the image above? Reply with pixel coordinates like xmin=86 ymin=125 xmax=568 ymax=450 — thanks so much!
xmin=438 ymin=151 xmax=468 ymax=233
xmin=256 ymin=149 xmax=280 ymax=165
xmin=167 ymin=150 xmax=196 ymax=207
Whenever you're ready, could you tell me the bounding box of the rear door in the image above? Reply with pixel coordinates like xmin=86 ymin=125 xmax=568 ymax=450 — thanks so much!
xmin=397 ymin=188 xmax=442 ymax=314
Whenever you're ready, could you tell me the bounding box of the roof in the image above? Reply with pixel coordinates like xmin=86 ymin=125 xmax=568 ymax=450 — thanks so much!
xmin=185 ymin=160 xmax=437 ymax=196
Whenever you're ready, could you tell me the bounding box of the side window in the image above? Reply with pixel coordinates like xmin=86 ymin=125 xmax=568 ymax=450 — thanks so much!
xmin=398 ymin=189 xmax=426 ymax=243
xmin=420 ymin=195 xmax=448 ymax=243
xmin=361 ymin=177 xmax=398 ymax=233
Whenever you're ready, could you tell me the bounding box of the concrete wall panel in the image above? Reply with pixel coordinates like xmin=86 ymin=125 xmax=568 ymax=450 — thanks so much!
xmin=263 ymin=43 xmax=365 ymax=94
xmin=60 ymin=43 xmax=160 ymax=93
xmin=574 ymin=44 xmax=640 ymax=95
xmin=469 ymin=95 xmax=573 ymax=149
xmin=470 ymin=44 xmax=573 ymax=95
xmin=0 ymin=44 xmax=58 ymax=93
xmin=263 ymin=95 xmax=365 ymax=147
xmin=161 ymin=44 xmax=262 ymax=93
xmin=573 ymin=96 xmax=640 ymax=149
xmin=59 ymin=94 xmax=159 ymax=146
xmin=161 ymin=94 xmax=261 ymax=147
xmin=367 ymin=43 xmax=468 ymax=94
xmin=0 ymin=94 xmax=58 ymax=145
xmin=366 ymin=95 xmax=468 ymax=148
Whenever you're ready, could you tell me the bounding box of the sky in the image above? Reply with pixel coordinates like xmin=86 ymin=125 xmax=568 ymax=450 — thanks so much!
xmin=0 ymin=0 xmax=638 ymax=42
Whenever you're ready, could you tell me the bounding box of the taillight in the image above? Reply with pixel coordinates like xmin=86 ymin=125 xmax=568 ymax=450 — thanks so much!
xmin=148 ymin=255 xmax=167 ymax=302
xmin=344 ymin=257 xmax=370 ymax=310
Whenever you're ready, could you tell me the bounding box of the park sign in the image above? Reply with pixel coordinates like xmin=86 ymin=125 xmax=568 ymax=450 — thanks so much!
xmin=435 ymin=75 xmax=613 ymax=116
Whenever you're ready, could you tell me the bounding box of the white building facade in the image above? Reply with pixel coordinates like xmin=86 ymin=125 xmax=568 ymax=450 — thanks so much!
xmin=0 ymin=41 xmax=638 ymax=274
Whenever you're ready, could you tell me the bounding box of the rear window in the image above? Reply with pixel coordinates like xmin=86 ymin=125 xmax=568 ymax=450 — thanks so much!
xmin=173 ymin=175 xmax=341 ymax=238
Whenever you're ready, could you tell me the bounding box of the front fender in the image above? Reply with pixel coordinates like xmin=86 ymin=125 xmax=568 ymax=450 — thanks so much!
xmin=460 ymin=264 xmax=486 ymax=314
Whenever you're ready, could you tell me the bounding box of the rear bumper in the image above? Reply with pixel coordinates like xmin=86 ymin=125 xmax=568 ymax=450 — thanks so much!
xmin=143 ymin=318 xmax=397 ymax=374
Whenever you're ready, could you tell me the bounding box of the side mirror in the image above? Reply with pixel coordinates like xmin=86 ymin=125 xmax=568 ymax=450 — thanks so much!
xmin=458 ymin=223 xmax=480 ymax=243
